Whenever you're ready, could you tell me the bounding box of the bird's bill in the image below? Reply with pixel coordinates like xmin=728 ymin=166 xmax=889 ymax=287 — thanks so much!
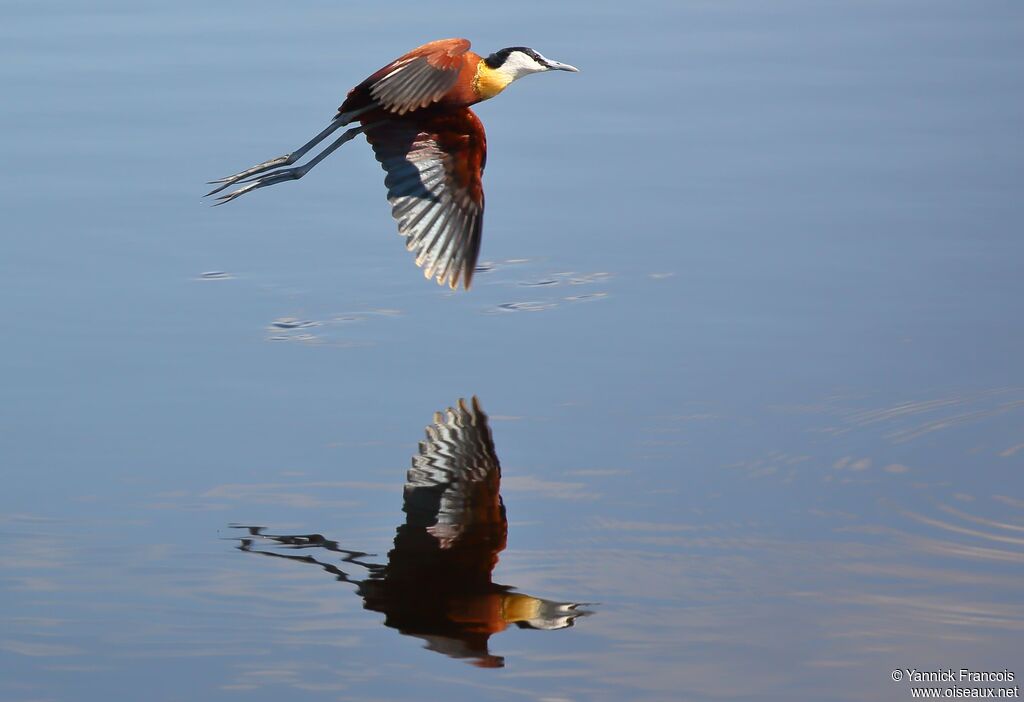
xmin=544 ymin=59 xmax=579 ymax=72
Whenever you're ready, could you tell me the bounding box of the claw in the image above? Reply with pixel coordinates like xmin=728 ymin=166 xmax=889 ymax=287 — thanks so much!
xmin=205 ymin=154 xmax=295 ymax=196
xmin=212 ymin=167 xmax=303 ymax=205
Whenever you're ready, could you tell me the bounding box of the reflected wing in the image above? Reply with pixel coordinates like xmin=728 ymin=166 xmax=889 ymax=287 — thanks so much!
xmin=402 ymin=397 xmax=502 ymax=545
xmin=363 ymin=38 xmax=472 ymax=116
xmin=364 ymin=109 xmax=486 ymax=290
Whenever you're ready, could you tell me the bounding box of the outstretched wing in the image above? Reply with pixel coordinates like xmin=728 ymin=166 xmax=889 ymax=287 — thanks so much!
xmin=402 ymin=397 xmax=503 ymax=546
xmin=351 ymin=38 xmax=472 ymax=117
xmin=364 ymin=109 xmax=486 ymax=290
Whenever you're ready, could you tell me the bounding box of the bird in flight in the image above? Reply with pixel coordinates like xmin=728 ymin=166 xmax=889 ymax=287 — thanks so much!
xmin=233 ymin=397 xmax=588 ymax=667
xmin=208 ymin=38 xmax=578 ymax=290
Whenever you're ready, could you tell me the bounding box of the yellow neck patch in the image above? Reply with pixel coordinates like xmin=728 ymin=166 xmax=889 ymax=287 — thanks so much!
xmin=473 ymin=61 xmax=511 ymax=101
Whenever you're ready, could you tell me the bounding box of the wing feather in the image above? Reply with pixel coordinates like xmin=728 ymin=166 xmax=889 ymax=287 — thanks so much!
xmin=364 ymin=109 xmax=486 ymax=290
xmin=364 ymin=38 xmax=472 ymax=116
xmin=402 ymin=397 xmax=503 ymax=544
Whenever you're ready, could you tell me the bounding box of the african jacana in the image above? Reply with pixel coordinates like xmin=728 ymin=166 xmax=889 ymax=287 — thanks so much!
xmin=235 ymin=397 xmax=587 ymax=667
xmin=208 ymin=38 xmax=578 ymax=290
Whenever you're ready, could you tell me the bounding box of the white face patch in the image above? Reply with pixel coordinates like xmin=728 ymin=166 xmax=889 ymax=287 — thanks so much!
xmin=475 ymin=48 xmax=576 ymax=101
xmin=497 ymin=50 xmax=549 ymax=81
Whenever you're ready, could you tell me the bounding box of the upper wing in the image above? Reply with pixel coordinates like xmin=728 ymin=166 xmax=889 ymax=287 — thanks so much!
xmin=364 ymin=109 xmax=486 ymax=290
xmin=360 ymin=38 xmax=472 ymax=116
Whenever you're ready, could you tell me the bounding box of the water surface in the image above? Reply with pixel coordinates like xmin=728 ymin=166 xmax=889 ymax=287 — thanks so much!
xmin=2 ymin=1 xmax=1023 ymax=700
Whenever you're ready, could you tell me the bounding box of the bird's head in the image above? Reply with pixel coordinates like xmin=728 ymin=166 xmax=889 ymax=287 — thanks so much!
xmin=474 ymin=47 xmax=578 ymax=100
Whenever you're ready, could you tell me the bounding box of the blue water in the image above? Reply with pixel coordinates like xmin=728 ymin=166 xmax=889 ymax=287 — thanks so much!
xmin=2 ymin=1 xmax=1023 ymax=700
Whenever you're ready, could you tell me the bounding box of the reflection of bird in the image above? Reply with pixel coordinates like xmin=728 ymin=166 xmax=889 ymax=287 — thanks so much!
xmin=208 ymin=39 xmax=579 ymax=290
xmin=233 ymin=397 xmax=587 ymax=668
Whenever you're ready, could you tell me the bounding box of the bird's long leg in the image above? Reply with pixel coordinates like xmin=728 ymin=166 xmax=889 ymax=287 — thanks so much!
xmin=212 ymin=122 xmax=383 ymax=205
xmin=206 ymin=105 xmax=378 ymax=195
xmin=206 ymin=119 xmax=341 ymax=197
